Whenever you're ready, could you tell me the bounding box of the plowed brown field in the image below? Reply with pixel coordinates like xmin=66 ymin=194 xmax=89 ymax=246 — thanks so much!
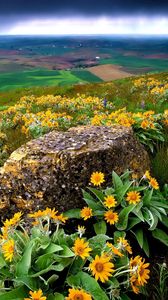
xmin=88 ymin=64 xmax=133 ymax=81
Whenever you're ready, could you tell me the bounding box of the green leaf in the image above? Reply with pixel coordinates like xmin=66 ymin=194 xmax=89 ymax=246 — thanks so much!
xmin=35 ymin=253 xmax=56 ymax=270
xmin=69 ymin=257 xmax=85 ymax=275
xmin=31 ymin=264 xmax=64 ymax=277
xmin=94 ymin=220 xmax=107 ymax=235
xmin=151 ymin=201 xmax=168 ymax=209
xmin=143 ymin=189 xmax=153 ymax=206
xmin=115 ymin=254 xmax=129 ymax=269
xmin=93 ymin=210 xmax=105 ymax=217
xmin=0 ymin=285 xmax=28 ymax=300
xmin=143 ymin=234 xmax=150 ymax=257
xmin=47 ymin=274 xmax=59 ymax=285
xmin=48 ymin=293 xmax=64 ymax=300
xmin=142 ymin=208 xmax=152 ymax=226
xmin=58 ymin=245 xmax=75 ymax=258
xmin=67 ymin=271 xmax=109 ymax=300
xmin=152 ymin=229 xmax=168 ymax=246
xmin=88 ymin=187 xmax=105 ymax=203
xmin=120 ymin=170 xmax=132 ymax=180
xmin=150 ymin=207 xmax=162 ymax=221
xmin=155 ymin=207 xmax=167 ymax=216
xmin=16 ymin=240 xmax=35 ymax=276
xmin=51 ymin=258 xmax=72 ymax=271
xmin=64 ymin=208 xmax=81 ymax=219
xmin=0 ymin=255 xmax=6 ymax=268
xmin=127 ymin=217 xmax=141 ymax=230
xmin=117 ymin=181 xmax=134 ymax=202
xmin=112 ymin=171 xmax=131 ymax=202
xmin=116 ymin=205 xmax=135 ymax=230
xmin=112 ymin=171 xmax=123 ymax=190
xmin=44 ymin=243 xmax=63 ymax=254
xmin=108 ymin=277 xmax=120 ymax=288
xmin=105 ymin=187 xmax=115 ymax=195
xmin=132 ymin=228 xmax=144 ymax=248
xmin=161 ymin=215 xmax=168 ymax=228
xmin=134 ymin=201 xmax=143 ymax=212
xmin=82 ymin=190 xmax=103 ymax=210
xmin=14 ymin=276 xmax=40 ymax=290
xmin=148 ymin=211 xmax=158 ymax=231
xmin=89 ymin=234 xmax=110 ymax=255
xmin=133 ymin=208 xmax=144 ymax=222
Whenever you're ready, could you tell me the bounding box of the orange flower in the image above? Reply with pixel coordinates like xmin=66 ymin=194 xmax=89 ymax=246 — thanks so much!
xmin=3 ymin=212 xmax=22 ymax=229
xmin=117 ymin=237 xmax=132 ymax=254
xmin=53 ymin=213 xmax=68 ymax=223
xmin=149 ymin=177 xmax=159 ymax=190
xmin=137 ymin=260 xmax=150 ymax=286
xmin=24 ymin=289 xmax=46 ymax=300
xmin=104 ymin=195 xmax=117 ymax=208
xmin=81 ymin=207 xmax=93 ymax=220
xmin=72 ymin=238 xmax=92 ymax=260
xmin=129 ymin=256 xmax=150 ymax=293
xmin=104 ymin=210 xmax=119 ymax=225
xmin=66 ymin=288 xmax=92 ymax=300
xmin=89 ymin=254 xmax=115 ymax=282
xmin=130 ymin=276 xmax=140 ymax=294
xmin=90 ymin=172 xmax=105 ymax=186
xmin=106 ymin=242 xmax=123 ymax=257
xmin=141 ymin=120 xmax=150 ymax=129
xmin=2 ymin=239 xmax=15 ymax=262
xmin=126 ymin=191 xmax=141 ymax=205
xmin=28 ymin=208 xmax=58 ymax=219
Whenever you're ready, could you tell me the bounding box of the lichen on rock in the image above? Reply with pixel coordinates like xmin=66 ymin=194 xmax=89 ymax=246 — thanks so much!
xmin=0 ymin=125 xmax=150 ymax=219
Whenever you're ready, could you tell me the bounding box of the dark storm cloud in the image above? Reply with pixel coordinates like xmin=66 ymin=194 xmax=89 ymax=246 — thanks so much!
xmin=0 ymin=0 xmax=168 ymax=15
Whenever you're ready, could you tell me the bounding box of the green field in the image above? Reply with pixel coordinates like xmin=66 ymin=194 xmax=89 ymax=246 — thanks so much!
xmin=0 ymin=36 xmax=168 ymax=91
xmin=0 ymin=69 xmax=102 ymax=91
xmin=99 ymin=55 xmax=168 ymax=72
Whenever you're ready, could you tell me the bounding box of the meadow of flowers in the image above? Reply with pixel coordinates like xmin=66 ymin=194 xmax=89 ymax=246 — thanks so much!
xmin=0 ymin=73 xmax=168 ymax=299
xmin=0 ymin=75 xmax=168 ymax=166
xmin=1 ymin=170 xmax=161 ymax=300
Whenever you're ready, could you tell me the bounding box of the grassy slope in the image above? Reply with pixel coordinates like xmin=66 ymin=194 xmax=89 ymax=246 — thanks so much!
xmin=0 ymin=71 xmax=167 ymax=112
xmin=99 ymin=56 xmax=168 ymax=72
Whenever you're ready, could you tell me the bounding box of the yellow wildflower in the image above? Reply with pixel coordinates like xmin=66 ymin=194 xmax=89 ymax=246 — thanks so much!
xmin=72 ymin=238 xmax=92 ymax=260
xmin=149 ymin=177 xmax=159 ymax=190
xmin=2 ymin=239 xmax=15 ymax=262
xmin=81 ymin=207 xmax=93 ymax=220
xmin=104 ymin=210 xmax=119 ymax=225
xmin=89 ymin=254 xmax=115 ymax=283
xmin=66 ymin=288 xmax=92 ymax=300
xmin=90 ymin=171 xmax=105 ymax=186
xmin=126 ymin=191 xmax=141 ymax=205
xmin=104 ymin=195 xmax=117 ymax=208
xmin=24 ymin=289 xmax=46 ymax=300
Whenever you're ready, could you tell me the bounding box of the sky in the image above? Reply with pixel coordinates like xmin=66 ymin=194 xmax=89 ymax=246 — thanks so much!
xmin=0 ymin=0 xmax=168 ymax=35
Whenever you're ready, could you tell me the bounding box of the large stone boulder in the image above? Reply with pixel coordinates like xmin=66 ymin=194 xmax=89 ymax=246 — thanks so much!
xmin=0 ymin=125 xmax=150 ymax=218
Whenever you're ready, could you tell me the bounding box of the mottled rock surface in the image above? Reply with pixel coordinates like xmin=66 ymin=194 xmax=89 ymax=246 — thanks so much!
xmin=0 ymin=125 xmax=149 ymax=218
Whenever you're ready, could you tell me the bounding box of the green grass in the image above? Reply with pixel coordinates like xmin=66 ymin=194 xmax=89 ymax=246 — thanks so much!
xmin=71 ymin=70 xmax=103 ymax=83
xmin=0 ymin=71 xmax=167 ymax=111
xmin=0 ymin=69 xmax=102 ymax=91
xmin=99 ymin=56 xmax=168 ymax=72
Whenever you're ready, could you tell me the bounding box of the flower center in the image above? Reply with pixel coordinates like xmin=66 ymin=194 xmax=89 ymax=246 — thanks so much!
xmin=9 ymin=246 xmax=14 ymax=253
xmin=77 ymin=247 xmax=84 ymax=254
xmin=95 ymin=262 xmax=104 ymax=272
xmin=74 ymin=294 xmax=84 ymax=300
